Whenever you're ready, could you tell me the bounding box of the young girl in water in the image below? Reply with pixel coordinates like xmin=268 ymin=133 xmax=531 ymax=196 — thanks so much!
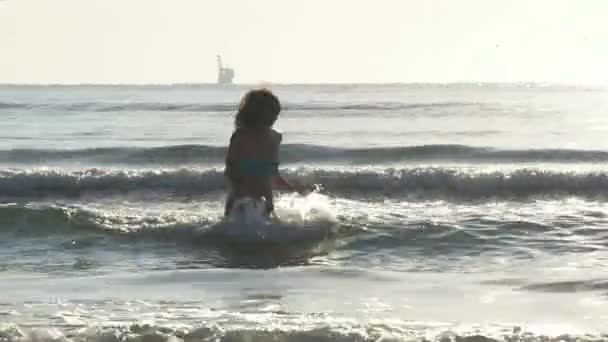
xmin=224 ymin=88 xmax=310 ymax=218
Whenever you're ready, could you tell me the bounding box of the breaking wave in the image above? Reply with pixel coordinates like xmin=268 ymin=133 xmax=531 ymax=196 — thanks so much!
xmin=0 ymin=167 xmax=608 ymax=200
xmin=0 ymin=320 xmax=603 ymax=342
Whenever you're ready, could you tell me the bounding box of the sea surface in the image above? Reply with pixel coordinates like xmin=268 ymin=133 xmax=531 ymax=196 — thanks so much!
xmin=1 ymin=84 xmax=608 ymax=341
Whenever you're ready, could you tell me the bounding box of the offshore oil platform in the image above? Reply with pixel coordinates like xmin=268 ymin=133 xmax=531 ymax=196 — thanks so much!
xmin=217 ymin=55 xmax=234 ymax=85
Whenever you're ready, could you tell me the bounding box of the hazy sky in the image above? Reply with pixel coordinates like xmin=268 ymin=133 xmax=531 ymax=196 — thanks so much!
xmin=1 ymin=0 xmax=607 ymax=84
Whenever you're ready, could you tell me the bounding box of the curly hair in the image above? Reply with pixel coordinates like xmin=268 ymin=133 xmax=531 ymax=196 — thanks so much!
xmin=235 ymin=88 xmax=281 ymax=129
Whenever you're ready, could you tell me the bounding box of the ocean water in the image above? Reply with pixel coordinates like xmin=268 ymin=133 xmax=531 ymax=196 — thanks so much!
xmin=1 ymin=84 xmax=608 ymax=341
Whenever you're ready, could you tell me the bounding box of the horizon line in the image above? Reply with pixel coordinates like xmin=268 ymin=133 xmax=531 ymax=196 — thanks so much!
xmin=0 ymin=81 xmax=604 ymax=88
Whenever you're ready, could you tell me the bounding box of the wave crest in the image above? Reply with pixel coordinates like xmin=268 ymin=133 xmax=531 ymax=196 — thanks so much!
xmin=0 ymin=321 xmax=602 ymax=342
xmin=0 ymin=168 xmax=608 ymax=200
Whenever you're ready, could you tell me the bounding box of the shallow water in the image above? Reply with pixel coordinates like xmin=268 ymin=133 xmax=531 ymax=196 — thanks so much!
xmin=1 ymin=84 xmax=608 ymax=341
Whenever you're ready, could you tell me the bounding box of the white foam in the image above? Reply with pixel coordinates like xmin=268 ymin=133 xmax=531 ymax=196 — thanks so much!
xmin=274 ymin=192 xmax=336 ymax=224
xmin=217 ymin=193 xmax=337 ymax=245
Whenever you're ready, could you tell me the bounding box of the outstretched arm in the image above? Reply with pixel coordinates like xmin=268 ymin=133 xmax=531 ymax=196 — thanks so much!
xmin=272 ymin=174 xmax=296 ymax=192
xmin=270 ymin=131 xmax=311 ymax=196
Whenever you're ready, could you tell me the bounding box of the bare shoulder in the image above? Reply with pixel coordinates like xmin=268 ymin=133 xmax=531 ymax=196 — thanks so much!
xmin=270 ymin=129 xmax=283 ymax=144
xmin=229 ymin=128 xmax=242 ymax=144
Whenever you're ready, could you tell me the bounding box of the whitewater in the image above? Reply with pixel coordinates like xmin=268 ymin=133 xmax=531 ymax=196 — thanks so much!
xmin=1 ymin=83 xmax=608 ymax=342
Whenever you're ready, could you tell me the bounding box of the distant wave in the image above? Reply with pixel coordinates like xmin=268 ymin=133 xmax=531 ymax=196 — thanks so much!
xmin=0 ymin=145 xmax=227 ymax=164
xmin=0 ymin=100 xmax=474 ymax=112
xmin=0 ymin=102 xmax=29 ymax=109
xmin=1 ymin=168 xmax=608 ymax=200
xmin=3 ymin=144 xmax=608 ymax=164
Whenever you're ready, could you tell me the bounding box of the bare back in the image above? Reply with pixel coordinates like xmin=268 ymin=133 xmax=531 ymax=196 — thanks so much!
xmin=225 ymin=127 xmax=282 ymax=206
